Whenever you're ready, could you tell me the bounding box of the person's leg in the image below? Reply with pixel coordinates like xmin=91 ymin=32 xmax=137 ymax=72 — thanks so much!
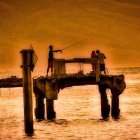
xmin=100 ymin=64 xmax=102 ymax=74
xmin=92 ymin=65 xmax=94 ymax=73
xmin=94 ymin=67 xmax=96 ymax=74
xmin=101 ymin=64 xmax=106 ymax=75
xmin=100 ymin=64 xmax=105 ymax=75
xmin=104 ymin=69 xmax=106 ymax=75
xmin=50 ymin=62 xmax=53 ymax=75
xmin=92 ymin=64 xmax=97 ymax=74
xmin=51 ymin=66 xmax=53 ymax=75
xmin=103 ymin=64 xmax=106 ymax=75
xmin=47 ymin=61 xmax=51 ymax=76
xmin=47 ymin=66 xmax=49 ymax=76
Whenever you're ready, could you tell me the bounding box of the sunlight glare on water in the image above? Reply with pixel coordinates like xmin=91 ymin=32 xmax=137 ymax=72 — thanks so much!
xmin=0 ymin=67 xmax=140 ymax=139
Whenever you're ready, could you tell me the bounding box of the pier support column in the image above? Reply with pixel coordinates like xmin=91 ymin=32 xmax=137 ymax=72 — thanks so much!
xmin=46 ymin=99 xmax=56 ymax=120
xmin=99 ymin=85 xmax=110 ymax=120
xmin=35 ymin=96 xmax=45 ymax=120
xmin=111 ymin=91 xmax=120 ymax=119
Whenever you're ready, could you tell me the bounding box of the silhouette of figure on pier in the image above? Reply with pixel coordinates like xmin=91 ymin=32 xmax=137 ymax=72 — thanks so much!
xmin=91 ymin=50 xmax=98 ymax=74
xmin=96 ymin=50 xmax=106 ymax=75
xmin=47 ymin=45 xmax=62 ymax=76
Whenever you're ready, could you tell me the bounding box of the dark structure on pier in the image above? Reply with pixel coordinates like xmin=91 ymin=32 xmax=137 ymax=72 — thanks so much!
xmin=0 ymin=76 xmax=22 ymax=88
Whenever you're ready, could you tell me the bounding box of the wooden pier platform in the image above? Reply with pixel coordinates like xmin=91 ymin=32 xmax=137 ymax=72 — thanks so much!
xmin=34 ymin=72 xmax=126 ymax=120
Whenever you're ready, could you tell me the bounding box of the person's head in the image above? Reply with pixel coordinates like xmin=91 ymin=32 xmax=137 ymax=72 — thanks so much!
xmin=96 ymin=50 xmax=100 ymax=54
xmin=92 ymin=50 xmax=95 ymax=53
xmin=49 ymin=45 xmax=53 ymax=50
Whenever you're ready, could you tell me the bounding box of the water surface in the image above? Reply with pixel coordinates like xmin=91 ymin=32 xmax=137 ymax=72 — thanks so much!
xmin=0 ymin=67 xmax=140 ymax=139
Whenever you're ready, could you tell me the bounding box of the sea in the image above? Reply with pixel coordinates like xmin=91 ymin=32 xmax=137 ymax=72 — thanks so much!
xmin=0 ymin=67 xmax=140 ymax=140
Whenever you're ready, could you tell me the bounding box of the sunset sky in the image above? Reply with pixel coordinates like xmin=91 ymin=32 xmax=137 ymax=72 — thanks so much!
xmin=0 ymin=0 xmax=140 ymax=71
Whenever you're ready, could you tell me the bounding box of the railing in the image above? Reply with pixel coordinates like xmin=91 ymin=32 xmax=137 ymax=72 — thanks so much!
xmin=54 ymin=58 xmax=100 ymax=81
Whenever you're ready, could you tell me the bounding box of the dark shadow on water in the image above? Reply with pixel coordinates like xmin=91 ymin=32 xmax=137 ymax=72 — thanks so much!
xmin=24 ymin=133 xmax=35 ymax=138
xmin=35 ymin=117 xmax=123 ymax=127
xmin=99 ymin=118 xmax=109 ymax=121
xmin=37 ymin=119 xmax=70 ymax=125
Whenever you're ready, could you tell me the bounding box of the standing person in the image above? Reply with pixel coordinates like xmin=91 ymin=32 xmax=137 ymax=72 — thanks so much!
xmin=91 ymin=50 xmax=98 ymax=74
xmin=96 ymin=50 xmax=106 ymax=75
xmin=47 ymin=45 xmax=62 ymax=76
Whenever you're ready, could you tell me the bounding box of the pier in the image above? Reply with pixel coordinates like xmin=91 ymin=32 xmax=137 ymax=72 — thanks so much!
xmin=34 ymin=58 xmax=126 ymax=120
xmin=0 ymin=49 xmax=126 ymax=135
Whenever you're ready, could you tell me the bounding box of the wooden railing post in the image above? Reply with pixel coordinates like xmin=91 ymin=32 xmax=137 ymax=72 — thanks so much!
xmin=20 ymin=49 xmax=34 ymax=135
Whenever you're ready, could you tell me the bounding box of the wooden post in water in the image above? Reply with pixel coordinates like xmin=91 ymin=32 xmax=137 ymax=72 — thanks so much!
xmin=111 ymin=92 xmax=120 ymax=119
xmin=20 ymin=49 xmax=34 ymax=135
xmin=46 ymin=99 xmax=56 ymax=120
xmin=35 ymin=96 xmax=45 ymax=120
xmin=99 ymin=85 xmax=110 ymax=120
xmin=110 ymin=75 xmax=126 ymax=119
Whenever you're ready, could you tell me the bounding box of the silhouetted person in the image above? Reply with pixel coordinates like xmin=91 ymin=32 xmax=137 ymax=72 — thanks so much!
xmin=47 ymin=45 xmax=62 ymax=76
xmin=91 ymin=50 xmax=97 ymax=74
xmin=96 ymin=50 xmax=106 ymax=75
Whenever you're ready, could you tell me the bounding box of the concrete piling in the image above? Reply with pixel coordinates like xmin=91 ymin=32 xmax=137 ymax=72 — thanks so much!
xmin=35 ymin=96 xmax=45 ymax=120
xmin=46 ymin=100 xmax=56 ymax=120
xmin=99 ymin=85 xmax=110 ymax=120
xmin=111 ymin=94 xmax=120 ymax=119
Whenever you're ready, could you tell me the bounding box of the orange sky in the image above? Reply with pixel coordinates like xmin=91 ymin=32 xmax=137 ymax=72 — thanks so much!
xmin=0 ymin=0 xmax=140 ymax=71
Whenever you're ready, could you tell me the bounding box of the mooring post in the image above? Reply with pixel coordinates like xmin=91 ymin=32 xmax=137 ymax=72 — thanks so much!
xmin=20 ymin=49 xmax=34 ymax=135
xmin=99 ymin=85 xmax=110 ymax=120
xmin=46 ymin=99 xmax=56 ymax=120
